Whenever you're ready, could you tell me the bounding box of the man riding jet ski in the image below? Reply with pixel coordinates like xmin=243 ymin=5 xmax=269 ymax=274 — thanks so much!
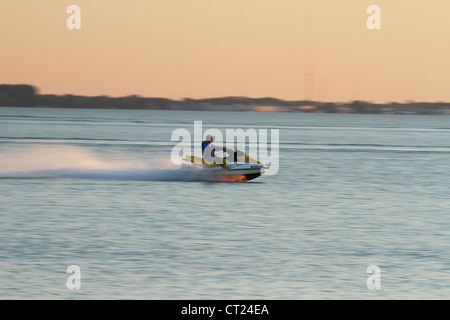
xmin=201 ymin=135 xmax=234 ymax=168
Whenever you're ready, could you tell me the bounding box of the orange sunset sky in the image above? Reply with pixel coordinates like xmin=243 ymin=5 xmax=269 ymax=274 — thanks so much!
xmin=1 ymin=0 xmax=449 ymax=103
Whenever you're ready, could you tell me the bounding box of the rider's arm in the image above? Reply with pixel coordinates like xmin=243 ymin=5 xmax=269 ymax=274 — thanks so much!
xmin=217 ymin=146 xmax=231 ymax=154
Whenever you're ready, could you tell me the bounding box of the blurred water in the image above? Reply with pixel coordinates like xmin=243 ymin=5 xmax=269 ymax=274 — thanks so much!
xmin=0 ymin=107 xmax=450 ymax=299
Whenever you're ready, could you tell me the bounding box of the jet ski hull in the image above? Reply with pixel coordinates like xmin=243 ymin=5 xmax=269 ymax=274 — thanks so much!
xmin=182 ymin=153 xmax=268 ymax=182
xmin=243 ymin=172 xmax=263 ymax=181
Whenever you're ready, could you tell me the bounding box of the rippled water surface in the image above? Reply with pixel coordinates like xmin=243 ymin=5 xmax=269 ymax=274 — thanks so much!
xmin=1 ymin=107 xmax=449 ymax=299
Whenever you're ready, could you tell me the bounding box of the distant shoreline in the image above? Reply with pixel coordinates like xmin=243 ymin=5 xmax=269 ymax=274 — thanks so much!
xmin=1 ymin=84 xmax=450 ymax=115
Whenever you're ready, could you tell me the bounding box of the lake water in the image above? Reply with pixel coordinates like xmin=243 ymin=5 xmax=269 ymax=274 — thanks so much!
xmin=1 ymin=107 xmax=449 ymax=299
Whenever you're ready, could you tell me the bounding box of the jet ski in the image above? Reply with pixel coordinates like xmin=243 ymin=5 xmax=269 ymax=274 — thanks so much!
xmin=181 ymin=149 xmax=268 ymax=182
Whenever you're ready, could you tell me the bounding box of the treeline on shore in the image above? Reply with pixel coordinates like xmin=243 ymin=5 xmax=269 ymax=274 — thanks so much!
xmin=1 ymin=84 xmax=449 ymax=115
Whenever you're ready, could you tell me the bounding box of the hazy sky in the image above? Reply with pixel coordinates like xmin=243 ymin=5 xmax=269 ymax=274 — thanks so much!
xmin=1 ymin=0 xmax=449 ymax=103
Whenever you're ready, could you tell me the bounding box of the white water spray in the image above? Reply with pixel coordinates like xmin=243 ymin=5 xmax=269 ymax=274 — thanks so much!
xmin=0 ymin=145 xmax=203 ymax=181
